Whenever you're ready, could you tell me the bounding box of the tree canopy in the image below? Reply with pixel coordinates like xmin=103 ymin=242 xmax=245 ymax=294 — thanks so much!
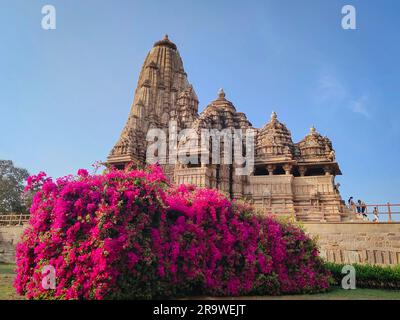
xmin=0 ymin=160 xmax=29 ymax=214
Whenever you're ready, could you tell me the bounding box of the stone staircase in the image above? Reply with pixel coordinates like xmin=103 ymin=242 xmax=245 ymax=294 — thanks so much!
xmin=296 ymin=209 xmax=326 ymax=222
xmin=0 ymin=239 xmax=16 ymax=263
xmin=340 ymin=207 xmax=366 ymax=222
xmin=295 ymin=204 xmax=367 ymax=223
xmin=295 ymin=208 xmax=343 ymax=223
xmin=0 ymin=225 xmax=26 ymax=264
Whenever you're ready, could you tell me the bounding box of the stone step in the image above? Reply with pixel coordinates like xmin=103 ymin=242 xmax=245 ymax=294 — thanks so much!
xmin=296 ymin=212 xmax=326 ymax=222
xmin=0 ymin=238 xmax=17 ymax=263
xmin=325 ymin=215 xmax=341 ymax=222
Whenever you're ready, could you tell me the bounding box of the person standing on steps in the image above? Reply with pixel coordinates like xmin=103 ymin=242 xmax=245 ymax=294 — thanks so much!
xmin=360 ymin=200 xmax=367 ymax=220
xmin=357 ymin=200 xmax=362 ymax=215
xmin=373 ymin=207 xmax=379 ymax=223
xmin=348 ymin=197 xmax=356 ymax=214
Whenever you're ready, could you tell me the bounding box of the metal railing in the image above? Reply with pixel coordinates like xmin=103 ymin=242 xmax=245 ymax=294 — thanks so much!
xmin=346 ymin=203 xmax=400 ymax=223
xmin=261 ymin=203 xmax=400 ymax=223
xmin=0 ymin=213 xmax=30 ymax=226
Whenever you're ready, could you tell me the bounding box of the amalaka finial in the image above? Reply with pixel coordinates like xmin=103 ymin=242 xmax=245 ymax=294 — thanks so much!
xmin=154 ymin=34 xmax=177 ymax=50
xmin=310 ymin=125 xmax=316 ymax=133
xmin=271 ymin=111 xmax=277 ymax=121
xmin=218 ymin=88 xmax=225 ymax=99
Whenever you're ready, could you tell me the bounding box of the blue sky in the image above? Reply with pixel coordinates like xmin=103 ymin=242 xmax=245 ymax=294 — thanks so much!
xmin=1 ymin=0 xmax=399 ymax=206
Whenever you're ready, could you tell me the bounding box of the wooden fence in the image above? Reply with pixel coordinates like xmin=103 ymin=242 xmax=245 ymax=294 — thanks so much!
xmin=0 ymin=213 xmax=30 ymax=226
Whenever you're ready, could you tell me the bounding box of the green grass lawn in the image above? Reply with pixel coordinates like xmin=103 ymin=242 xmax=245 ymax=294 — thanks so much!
xmin=223 ymin=288 xmax=400 ymax=300
xmin=1 ymin=263 xmax=400 ymax=300
xmin=0 ymin=263 xmax=15 ymax=274
xmin=0 ymin=263 xmax=24 ymax=300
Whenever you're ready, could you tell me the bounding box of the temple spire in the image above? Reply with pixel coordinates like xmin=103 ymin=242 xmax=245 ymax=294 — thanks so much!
xmin=108 ymin=35 xmax=195 ymax=166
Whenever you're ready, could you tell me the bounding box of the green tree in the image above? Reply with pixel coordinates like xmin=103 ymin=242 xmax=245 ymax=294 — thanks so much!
xmin=0 ymin=160 xmax=29 ymax=214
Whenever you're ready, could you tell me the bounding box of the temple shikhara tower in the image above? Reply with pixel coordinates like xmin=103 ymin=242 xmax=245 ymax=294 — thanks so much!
xmin=108 ymin=35 xmax=348 ymax=222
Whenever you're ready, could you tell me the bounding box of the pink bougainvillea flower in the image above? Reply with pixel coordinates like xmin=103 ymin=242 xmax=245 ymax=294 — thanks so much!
xmin=15 ymin=166 xmax=331 ymax=300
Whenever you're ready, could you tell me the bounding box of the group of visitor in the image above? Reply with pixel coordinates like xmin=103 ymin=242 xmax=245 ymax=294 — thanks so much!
xmin=347 ymin=197 xmax=379 ymax=222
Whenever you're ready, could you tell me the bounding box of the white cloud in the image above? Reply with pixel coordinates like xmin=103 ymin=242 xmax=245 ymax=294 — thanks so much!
xmin=316 ymin=74 xmax=347 ymax=104
xmin=314 ymin=73 xmax=371 ymax=118
xmin=349 ymin=95 xmax=370 ymax=118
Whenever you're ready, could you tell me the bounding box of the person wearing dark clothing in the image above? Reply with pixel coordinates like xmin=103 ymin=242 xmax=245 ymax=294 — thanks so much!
xmin=357 ymin=200 xmax=362 ymax=214
xmin=361 ymin=200 xmax=367 ymax=219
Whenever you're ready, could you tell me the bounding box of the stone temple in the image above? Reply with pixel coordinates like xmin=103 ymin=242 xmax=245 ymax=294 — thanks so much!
xmin=108 ymin=35 xmax=349 ymax=223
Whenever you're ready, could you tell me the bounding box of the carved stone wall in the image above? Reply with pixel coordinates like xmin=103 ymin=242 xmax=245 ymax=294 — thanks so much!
xmin=174 ymin=167 xmax=209 ymax=187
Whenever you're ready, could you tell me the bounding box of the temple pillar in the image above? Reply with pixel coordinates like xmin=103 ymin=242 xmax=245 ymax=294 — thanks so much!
xmin=324 ymin=165 xmax=332 ymax=176
xmin=267 ymin=165 xmax=275 ymax=176
xmin=283 ymin=164 xmax=292 ymax=175
xmin=299 ymin=166 xmax=306 ymax=177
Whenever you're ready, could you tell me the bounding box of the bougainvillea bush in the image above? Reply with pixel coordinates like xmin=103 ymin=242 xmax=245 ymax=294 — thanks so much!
xmin=14 ymin=166 xmax=331 ymax=300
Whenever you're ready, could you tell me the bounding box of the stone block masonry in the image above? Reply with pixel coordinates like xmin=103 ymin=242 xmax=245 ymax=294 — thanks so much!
xmin=303 ymin=222 xmax=400 ymax=265
xmin=0 ymin=225 xmax=25 ymax=263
